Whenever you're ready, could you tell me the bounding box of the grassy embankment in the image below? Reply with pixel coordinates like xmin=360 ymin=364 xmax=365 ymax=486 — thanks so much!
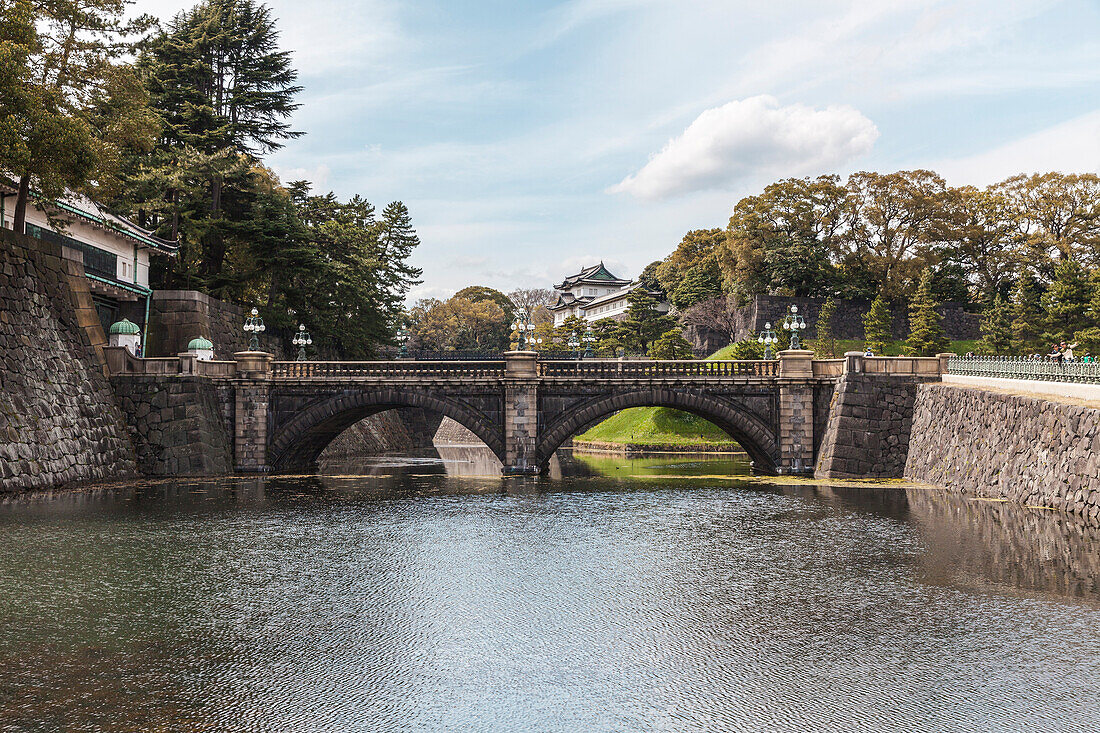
xmin=571 ymin=338 xmax=978 ymax=453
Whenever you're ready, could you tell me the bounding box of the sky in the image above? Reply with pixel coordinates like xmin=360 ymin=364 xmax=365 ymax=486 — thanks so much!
xmin=139 ymin=0 xmax=1100 ymax=300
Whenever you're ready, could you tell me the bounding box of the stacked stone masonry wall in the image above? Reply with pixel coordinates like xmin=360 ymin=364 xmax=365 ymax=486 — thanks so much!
xmin=110 ymin=376 xmax=233 ymax=476
xmin=815 ymin=373 xmax=938 ymax=479
xmin=0 ymin=229 xmax=138 ymax=491
xmin=905 ymin=385 xmax=1100 ymax=521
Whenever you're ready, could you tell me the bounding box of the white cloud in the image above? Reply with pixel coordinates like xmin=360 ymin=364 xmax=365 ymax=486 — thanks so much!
xmin=609 ymin=95 xmax=878 ymax=200
xmin=932 ymin=110 xmax=1100 ymax=186
xmin=272 ymin=164 xmax=331 ymax=189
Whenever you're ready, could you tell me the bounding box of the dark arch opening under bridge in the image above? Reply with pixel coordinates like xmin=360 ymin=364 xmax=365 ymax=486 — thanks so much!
xmin=535 ymin=389 xmax=780 ymax=474
xmin=268 ymin=389 xmax=505 ymax=472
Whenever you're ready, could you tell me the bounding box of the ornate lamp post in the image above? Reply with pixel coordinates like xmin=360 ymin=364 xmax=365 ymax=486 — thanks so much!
xmin=782 ymin=304 xmax=807 ymax=350
xmin=757 ymin=322 xmax=779 ymax=360
xmin=243 ymin=307 xmax=265 ymax=350
xmin=510 ymin=308 xmax=541 ymax=350
xmin=568 ymin=330 xmax=581 ymax=358
xmin=292 ymin=324 xmax=312 ymax=361
xmin=396 ymin=327 xmax=409 ymax=358
xmin=583 ymin=327 xmax=596 ymax=358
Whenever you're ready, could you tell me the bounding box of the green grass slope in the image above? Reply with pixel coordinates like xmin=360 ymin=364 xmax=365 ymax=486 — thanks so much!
xmin=574 ymin=406 xmax=737 ymax=448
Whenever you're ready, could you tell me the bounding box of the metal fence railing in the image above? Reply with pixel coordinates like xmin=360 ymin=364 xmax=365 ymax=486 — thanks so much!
xmin=948 ymin=354 xmax=1100 ymax=383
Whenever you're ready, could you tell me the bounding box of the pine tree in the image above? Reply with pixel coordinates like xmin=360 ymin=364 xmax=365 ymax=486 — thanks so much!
xmin=814 ymin=297 xmax=838 ymax=357
xmin=379 ymin=201 xmax=424 ymax=312
xmin=648 ymin=329 xmax=695 ymax=359
xmin=862 ymin=295 xmax=893 ymax=355
xmin=906 ymin=268 xmax=949 ymax=356
xmin=621 ymin=289 xmax=676 ymax=352
xmin=1043 ymin=258 xmax=1092 ymax=344
xmin=1010 ymin=267 xmax=1044 ymax=354
xmin=1073 ymin=274 xmax=1100 ymax=355
xmin=977 ymin=294 xmax=1013 ymax=354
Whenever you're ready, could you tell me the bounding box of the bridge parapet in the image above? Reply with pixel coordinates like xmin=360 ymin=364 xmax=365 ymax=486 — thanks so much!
xmin=271 ymin=360 xmax=506 ymax=379
xmin=537 ymin=359 xmax=777 ymax=378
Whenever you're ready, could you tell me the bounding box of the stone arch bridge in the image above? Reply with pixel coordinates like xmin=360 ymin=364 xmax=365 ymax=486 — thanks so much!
xmin=105 ymin=349 xmax=950 ymax=477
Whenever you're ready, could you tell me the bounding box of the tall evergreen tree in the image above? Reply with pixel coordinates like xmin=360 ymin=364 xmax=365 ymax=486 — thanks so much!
xmin=139 ymin=0 xmax=302 ymax=283
xmin=906 ymin=268 xmax=949 ymax=356
xmin=621 ymin=289 xmax=676 ymax=353
xmin=977 ymin=293 xmax=1013 ymax=354
xmin=1043 ymin=258 xmax=1092 ymax=344
xmin=862 ymin=295 xmax=893 ymax=355
xmin=1010 ymin=267 xmax=1045 ymax=354
xmin=815 ymin=296 xmax=838 ymax=357
xmin=379 ymin=201 xmax=423 ymax=312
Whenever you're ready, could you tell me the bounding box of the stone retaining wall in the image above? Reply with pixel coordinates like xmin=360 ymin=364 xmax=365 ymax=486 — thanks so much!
xmin=0 ymin=229 xmax=138 ymax=491
xmin=320 ymin=408 xmax=444 ymax=462
xmin=147 ymin=290 xmax=250 ymax=358
xmin=815 ymin=373 xmax=939 ymax=479
xmin=109 ymin=375 xmax=233 ymax=476
xmin=905 ymin=384 xmax=1100 ymax=521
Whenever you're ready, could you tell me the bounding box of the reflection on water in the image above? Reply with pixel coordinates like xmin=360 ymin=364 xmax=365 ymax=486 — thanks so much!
xmin=1 ymin=455 xmax=1099 ymax=732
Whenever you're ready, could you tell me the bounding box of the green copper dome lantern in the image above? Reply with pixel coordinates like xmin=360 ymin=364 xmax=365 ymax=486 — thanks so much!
xmin=187 ymin=336 xmax=214 ymax=351
xmin=109 ymin=318 xmax=141 ymax=335
xmin=186 ymin=336 xmax=215 ymax=361
xmin=108 ymin=318 xmax=142 ymax=355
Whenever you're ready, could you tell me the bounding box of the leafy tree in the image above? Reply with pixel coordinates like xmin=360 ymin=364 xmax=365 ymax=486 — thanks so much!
xmin=1 ymin=0 xmax=156 ymax=232
xmin=1010 ymin=267 xmax=1045 ymax=354
xmin=655 ymin=229 xmax=724 ymax=296
xmin=637 ymin=260 xmax=664 ymax=293
xmin=906 ymin=268 xmax=949 ymax=356
xmin=508 ymin=288 xmax=556 ymax=313
xmin=863 ymin=295 xmax=893 ymax=355
xmin=455 ymin=285 xmax=513 ymax=350
xmin=995 ymin=172 xmax=1100 ymax=273
xmin=589 ymin=317 xmax=624 ymax=356
xmin=976 ymin=294 xmax=1013 ymax=355
xmin=410 ymin=296 xmax=506 ymax=352
xmin=719 ymin=175 xmax=847 ymax=298
xmin=814 ymin=297 xmax=838 ymax=357
xmin=942 ymin=185 xmax=1020 ymax=301
xmin=844 ymin=170 xmax=949 ymax=299
xmin=1073 ymin=277 xmax=1100 ymax=355
xmin=669 ymin=258 xmax=722 ymax=310
xmin=1042 ymin=258 xmax=1092 ymax=344
xmin=649 ymin=329 xmax=695 ymax=360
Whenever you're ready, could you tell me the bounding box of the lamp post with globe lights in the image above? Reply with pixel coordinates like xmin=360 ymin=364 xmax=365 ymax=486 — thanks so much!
xmin=782 ymin=305 xmax=807 ymax=350
xmin=568 ymin=330 xmax=580 ymax=359
xmin=396 ymin=327 xmax=409 ymax=358
xmin=510 ymin=308 xmax=542 ymax=351
xmin=244 ymin=307 xmax=265 ymax=350
xmin=292 ymin=324 xmax=312 ymax=361
xmin=757 ymin=322 xmax=779 ymax=360
xmin=583 ymin=327 xmax=596 ymax=358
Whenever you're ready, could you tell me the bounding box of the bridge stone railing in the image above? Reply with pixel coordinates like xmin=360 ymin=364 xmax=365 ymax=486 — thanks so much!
xmin=271 ymin=360 xmax=507 ymax=379
xmin=537 ymin=359 xmax=778 ymax=378
xmin=948 ymin=354 xmax=1100 ymax=384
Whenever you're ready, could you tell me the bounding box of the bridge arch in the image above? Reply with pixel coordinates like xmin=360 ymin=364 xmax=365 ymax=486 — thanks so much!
xmin=268 ymin=388 xmax=505 ymax=471
xmin=535 ymin=389 xmax=780 ymax=473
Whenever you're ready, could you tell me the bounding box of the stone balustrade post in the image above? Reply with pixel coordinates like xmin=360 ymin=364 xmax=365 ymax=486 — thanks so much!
xmin=503 ymin=350 xmax=539 ymax=475
xmin=777 ymin=349 xmax=815 ymax=475
xmin=937 ymin=352 xmax=956 ymax=377
xmin=232 ymin=351 xmax=274 ymax=473
xmin=844 ymin=351 xmax=864 ymax=374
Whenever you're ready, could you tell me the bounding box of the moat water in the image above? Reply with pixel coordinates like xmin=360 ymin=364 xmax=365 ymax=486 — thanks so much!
xmin=2 ymin=450 xmax=1100 ymax=732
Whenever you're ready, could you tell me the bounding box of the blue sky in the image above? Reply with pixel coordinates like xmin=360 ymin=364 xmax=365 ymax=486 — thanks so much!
xmin=142 ymin=0 xmax=1100 ymax=300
